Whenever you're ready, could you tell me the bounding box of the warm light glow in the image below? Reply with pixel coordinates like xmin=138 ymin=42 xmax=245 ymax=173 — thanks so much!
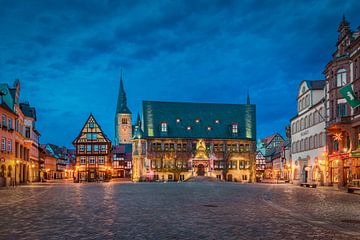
xmin=16 ymin=160 xmax=20 ymax=164
xmin=321 ymin=152 xmax=328 ymax=157
xmin=333 ymin=133 xmax=342 ymax=141
xmin=31 ymin=164 xmax=35 ymax=168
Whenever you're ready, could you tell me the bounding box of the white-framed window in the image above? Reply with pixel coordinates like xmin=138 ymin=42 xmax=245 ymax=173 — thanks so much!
xmin=161 ymin=122 xmax=167 ymax=132
xmin=79 ymin=145 xmax=84 ymax=152
xmin=98 ymin=156 xmax=104 ymax=164
xmin=8 ymin=118 xmax=12 ymax=129
xmin=1 ymin=138 xmax=6 ymax=151
xmin=93 ymin=145 xmax=99 ymax=151
xmin=86 ymin=145 xmax=91 ymax=152
xmin=336 ymin=69 xmax=347 ymax=87
xmin=101 ymin=145 xmax=106 ymax=152
xmin=89 ymin=156 xmax=95 ymax=164
xmin=86 ymin=133 xmax=97 ymax=140
xmin=80 ymin=157 xmax=86 ymax=164
xmin=2 ymin=115 xmax=6 ymax=127
xmin=232 ymin=124 xmax=238 ymax=134
xmin=7 ymin=139 xmax=12 ymax=152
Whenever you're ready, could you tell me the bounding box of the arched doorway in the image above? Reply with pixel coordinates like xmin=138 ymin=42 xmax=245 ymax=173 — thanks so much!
xmin=197 ymin=164 xmax=205 ymax=176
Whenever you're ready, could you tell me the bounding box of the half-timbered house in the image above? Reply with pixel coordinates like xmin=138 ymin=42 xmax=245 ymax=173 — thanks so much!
xmin=73 ymin=114 xmax=112 ymax=182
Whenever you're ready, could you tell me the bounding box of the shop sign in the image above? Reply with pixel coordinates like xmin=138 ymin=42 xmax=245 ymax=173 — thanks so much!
xmin=300 ymin=130 xmax=309 ymax=137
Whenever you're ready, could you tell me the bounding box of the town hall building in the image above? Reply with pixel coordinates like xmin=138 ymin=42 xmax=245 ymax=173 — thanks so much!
xmin=131 ymin=99 xmax=257 ymax=182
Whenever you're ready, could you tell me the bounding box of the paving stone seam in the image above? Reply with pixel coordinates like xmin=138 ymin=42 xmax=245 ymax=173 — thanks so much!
xmin=260 ymin=190 xmax=360 ymax=238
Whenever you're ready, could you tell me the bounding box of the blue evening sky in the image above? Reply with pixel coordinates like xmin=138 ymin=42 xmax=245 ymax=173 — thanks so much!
xmin=1 ymin=0 xmax=359 ymax=148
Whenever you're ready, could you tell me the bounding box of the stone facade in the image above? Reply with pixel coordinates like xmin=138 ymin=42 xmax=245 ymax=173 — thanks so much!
xmin=132 ymin=100 xmax=257 ymax=182
xmin=290 ymin=80 xmax=327 ymax=186
xmin=324 ymin=16 xmax=360 ymax=188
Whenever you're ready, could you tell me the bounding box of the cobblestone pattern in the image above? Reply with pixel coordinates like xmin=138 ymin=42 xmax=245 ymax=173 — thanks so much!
xmin=0 ymin=183 xmax=359 ymax=240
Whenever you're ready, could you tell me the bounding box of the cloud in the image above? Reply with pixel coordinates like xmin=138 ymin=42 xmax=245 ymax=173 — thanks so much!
xmin=1 ymin=0 xmax=360 ymax=146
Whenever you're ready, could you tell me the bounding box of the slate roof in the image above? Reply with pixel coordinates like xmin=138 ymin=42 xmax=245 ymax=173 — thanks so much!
xmin=142 ymin=101 xmax=256 ymax=140
xmin=305 ymin=80 xmax=326 ymax=90
xmin=20 ymin=102 xmax=36 ymax=119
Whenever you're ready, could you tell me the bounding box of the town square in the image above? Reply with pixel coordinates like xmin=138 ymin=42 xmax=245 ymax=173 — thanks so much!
xmin=1 ymin=0 xmax=360 ymax=239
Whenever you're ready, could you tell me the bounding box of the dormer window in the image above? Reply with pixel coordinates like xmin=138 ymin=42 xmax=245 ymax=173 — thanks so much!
xmin=195 ymin=118 xmax=200 ymax=123
xmin=187 ymin=126 xmax=192 ymax=130
xmin=232 ymin=123 xmax=238 ymax=134
xmin=176 ymin=118 xmax=181 ymax=123
xmin=161 ymin=122 xmax=167 ymax=132
xmin=215 ymin=119 xmax=220 ymax=124
xmin=207 ymin=126 xmax=212 ymax=131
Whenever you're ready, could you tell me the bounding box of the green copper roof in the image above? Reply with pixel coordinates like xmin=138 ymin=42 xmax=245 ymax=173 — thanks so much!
xmin=142 ymin=101 xmax=256 ymax=140
xmin=116 ymin=76 xmax=131 ymax=114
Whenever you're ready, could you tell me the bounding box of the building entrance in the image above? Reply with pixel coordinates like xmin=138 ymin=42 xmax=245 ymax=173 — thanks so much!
xmin=197 ymin=164 xmax=205 ymax=176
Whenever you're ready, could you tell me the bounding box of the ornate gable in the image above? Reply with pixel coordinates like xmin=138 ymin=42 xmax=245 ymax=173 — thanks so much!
xmin=73 ymin=114 xmax=111 ymax=144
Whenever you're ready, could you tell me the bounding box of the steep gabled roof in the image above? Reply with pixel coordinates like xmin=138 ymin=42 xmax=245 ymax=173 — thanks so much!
xmin=73 ymin=114 xmax=111 ymax=144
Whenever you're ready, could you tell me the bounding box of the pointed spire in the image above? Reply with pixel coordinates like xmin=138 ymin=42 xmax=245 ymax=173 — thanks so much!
xmin=136 ymin=112 xmax=141 ymax=127
xmin=338 ymin=14 xmax=350 ymax=32
xmin=246 ymin=90 xmax=250 ymax=104
xmin=116 ymin=69 xmax=131 ymax=114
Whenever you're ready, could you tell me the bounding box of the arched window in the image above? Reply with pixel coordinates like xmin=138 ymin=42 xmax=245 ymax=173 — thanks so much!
xmin=319 ymin=133 xmax=323 ymax=146
xmin=305 ymin=137 xmax=308 ymax=151
xmin=337 ymin=69 xmax=347 ymax=87
xmin=296 ymin=120 xmax=299 ymax=132
xmin=292 ymin=123 xmax=295 ymax=134
xmin=309 ymin=113 xmax=313 ymax=126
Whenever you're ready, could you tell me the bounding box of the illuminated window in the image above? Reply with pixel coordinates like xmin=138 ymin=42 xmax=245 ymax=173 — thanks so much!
xmin=86 ymin=145 xmax=91 ymax=152
xmin=176 ymin=118 xmax=181 ymax=123
xmin=215 ymin=119 xmax=220 ymax=124
xmin=187 ymin=126 xmax=192 ymax=130
xmin=122 ymin=118 xmax=128 ymax=124
xmin=79 ymin=145 xmax=84 ymax=151
xmin=101 ymin=145 xmax=106 ymax=152
xmin=89 ymin=122 xmax=94 ymax=128
xmin=1 ymin=138 xmax=5 ymax=151
xmin=89 ymin=156 xmax=95 ymax=164
xmin=80 ymin=157 xmax=86 ymax=164
xmin=161 ymin=122 xmax=167 ymax=132
xmin=232 ymin=124 xmax=238 ymax=134
xmin=195 ymin=118 xmax=200 ymax=123
xmin=7 ymin=139 xmax=12 ymax=152
xmin=93 ymin=145 xmax=99 ymax=151
xmin=98 ymin=156 xmax=104 ymax=164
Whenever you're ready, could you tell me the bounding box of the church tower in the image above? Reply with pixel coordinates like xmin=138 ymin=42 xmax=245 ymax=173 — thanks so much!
xmin=115 ymin=73 xmax=132 ymax=145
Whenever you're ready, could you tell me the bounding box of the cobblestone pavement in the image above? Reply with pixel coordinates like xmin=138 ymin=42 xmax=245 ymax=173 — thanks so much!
xmin=0 ymin=182 xmax=359 ymax=240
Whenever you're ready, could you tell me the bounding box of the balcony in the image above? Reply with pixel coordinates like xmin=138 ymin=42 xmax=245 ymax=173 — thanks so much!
xmin=327 ymin=116 xmax=352 ymax=128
